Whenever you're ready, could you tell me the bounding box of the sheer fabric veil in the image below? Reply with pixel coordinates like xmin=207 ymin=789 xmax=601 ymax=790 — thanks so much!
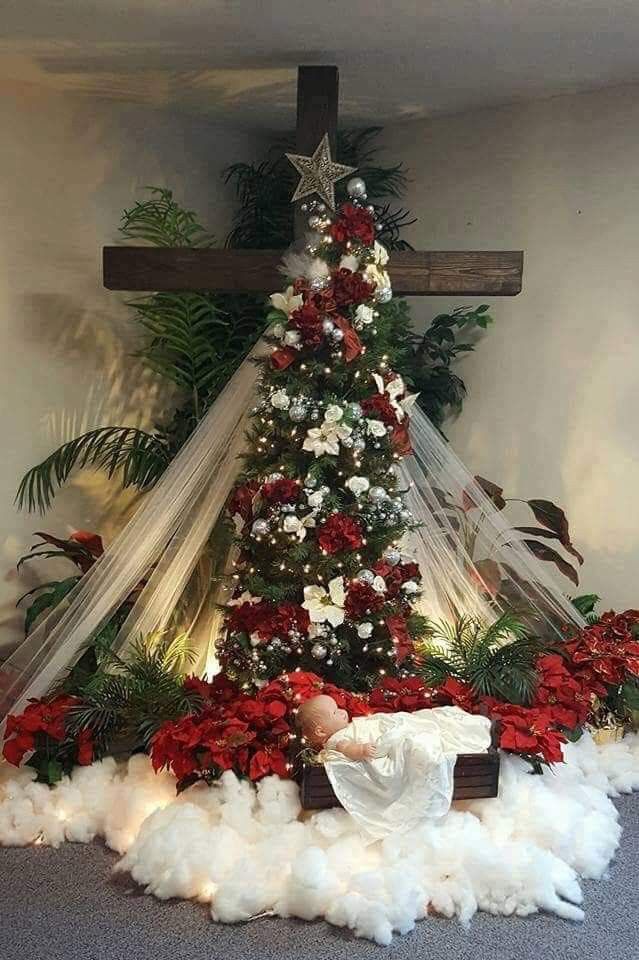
xmin=0 ymin=341 xmax=584 ymax=726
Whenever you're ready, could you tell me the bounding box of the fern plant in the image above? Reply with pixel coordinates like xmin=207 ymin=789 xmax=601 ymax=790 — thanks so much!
xmin=63 ymin=632 xmax=201 ymax=756
xmin=418 ymin=613 xmax=547 ymax=705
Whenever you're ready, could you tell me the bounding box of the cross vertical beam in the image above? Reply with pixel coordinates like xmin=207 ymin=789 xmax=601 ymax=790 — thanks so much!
xmin=294 ymin=66 xmax=339 ymax=238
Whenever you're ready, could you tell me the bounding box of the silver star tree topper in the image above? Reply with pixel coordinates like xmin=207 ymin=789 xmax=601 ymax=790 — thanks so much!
xmin=286 ymin=133 xmax=356 ymax=210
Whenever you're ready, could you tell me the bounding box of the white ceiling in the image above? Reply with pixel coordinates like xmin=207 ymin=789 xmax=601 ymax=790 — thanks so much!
xmin=3 ymin=0 xmax=639 ymax=128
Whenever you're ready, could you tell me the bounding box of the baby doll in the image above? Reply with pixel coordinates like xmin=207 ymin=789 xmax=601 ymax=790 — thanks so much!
xmin=297 ymin=693 xmax=491 ymax=840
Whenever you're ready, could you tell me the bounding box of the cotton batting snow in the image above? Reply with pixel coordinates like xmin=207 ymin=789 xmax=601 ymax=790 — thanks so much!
xmin=1 ymin=733 xmax=639 ymax=945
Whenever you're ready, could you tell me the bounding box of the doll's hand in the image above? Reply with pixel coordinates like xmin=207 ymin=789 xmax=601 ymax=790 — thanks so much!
xmin=335 ymin=740 xmax=377 ymax=761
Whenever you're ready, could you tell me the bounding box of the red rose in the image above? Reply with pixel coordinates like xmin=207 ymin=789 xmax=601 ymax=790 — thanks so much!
xmin=361 ymin=393 xmax=397 ymax=427
xmin=290 ymin=301 xmax=325 ymax=348
xmin=331 ymin=268 xmax=375 ymax=307
xmin=271 ymin=347 xmax=298 ymax=370
xmin=345 ymin=580 xmax=385 ymax=619
xmin=317 ymin=513 xmax=363 ymax=555
xmin=261 ymin=478 xmax=300 ymax=504
xmin=330 ymin=203 xmax=376 ymax=247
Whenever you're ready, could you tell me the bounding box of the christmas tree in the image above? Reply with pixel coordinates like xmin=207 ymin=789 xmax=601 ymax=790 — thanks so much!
xmin=219 ymin=180 xmax=428 ymax=692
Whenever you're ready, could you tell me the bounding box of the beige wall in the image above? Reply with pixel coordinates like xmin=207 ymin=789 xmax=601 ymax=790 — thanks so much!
xmin=0 ymin=74 xmax=260 ymax=656
xmin=384 ymin=84 xmax=639 ymax=610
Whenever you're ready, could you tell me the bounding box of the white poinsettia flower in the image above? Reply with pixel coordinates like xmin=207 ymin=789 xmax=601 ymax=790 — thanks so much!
xmin=367 ymin=419 xmax=387 ymax=438
xmin=324 ymin=404 xmax=343 ymax=423
xmin=228 ymin=590 xmax=262 ymax=606
xmin=339 ymin=254 xmax=360 ymax=272
xmin=270 ymin=389 xmax=290 ymax=410
xmin=302 ymin=576 xmax=345 ymax=627
xmin=269 ymin=285 xmax=303 ymax=317
xmin=303 ymin=422 xmax=352 ymax=458
xmin=355 ymin=304 xmax=375 ymax=326
xmin=282 ymin=513 xmax=317 ymax=541
xmin=373 ymin=241 xmax=389 ymax=266
xmin=372 ymin=576 xmax=387 ymax=594
xmin=346 ymin=475 xmax=370 ymax=497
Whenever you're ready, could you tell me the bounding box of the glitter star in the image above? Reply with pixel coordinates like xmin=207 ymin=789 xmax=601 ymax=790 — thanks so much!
xmin=286 ymin=134 xmax=356 ymax=210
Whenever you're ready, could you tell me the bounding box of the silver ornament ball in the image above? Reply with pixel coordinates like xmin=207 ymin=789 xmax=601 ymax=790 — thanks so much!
xmin=289 ymin=403 xmax=307 ymax=422
xmin=356 ymin=569 xmax=375 ymax=585
xmin=311 ymin=642 xmax=328 ymax=660
xmin=322 ymin=318 xmax=335 ymax=335
xmin=383 ymin=547 xmax=402 ymax=566
xmin=331 ymin=328 xmax=344 ymax=343
xmin=369 ymin=486 xmax=388 ymax=502
xmin=375 ymin=285 xmax=393 ymax=304
xmin=251 ymin=519 xmax=270 ymax=537
xmin=347 ymin=177 xmax=367 ymax=199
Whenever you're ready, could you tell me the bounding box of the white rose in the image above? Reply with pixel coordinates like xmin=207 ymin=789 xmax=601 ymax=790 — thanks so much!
xmin=402 ymin=580 xmax=420 ymax=595
xmin=357 ymin=622 xmax=374 ymax=639
xmin=355 ymin=304 xmax=375 ymax=326
xmin=307 ymin=490 xmax=325 ymax=508
xmin=339 ymin=254 xmax=360 ymax=272
xmin=270 ymin=389 xmax=290 ymax=410
xmin=372 ymin=576 xmax=387 ymax=594
xmin=271 ymin=323 xmax=285 ymax=340
xmin=367 ymin=419 xmax=387 ymax=438
xmin=283 ymin=515 xmax=301 ymax=534
xmin=284 ymin=329 xmax=301 ymax=347
xmin=345 ymin=476 xmax=370 ymax=497
xmin=373 ymin=241 xmax=389 ymax=266
xmin=324 ymin=404 xmax=343 ymax=423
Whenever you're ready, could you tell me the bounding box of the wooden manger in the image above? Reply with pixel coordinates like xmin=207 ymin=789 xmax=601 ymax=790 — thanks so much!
xmin=296 ymin=724 xmax=501 ymax=810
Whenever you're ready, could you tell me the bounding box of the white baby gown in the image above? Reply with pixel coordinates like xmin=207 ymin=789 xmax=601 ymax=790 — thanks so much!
xmin=323 ymin=706 xmax=491 ymax=840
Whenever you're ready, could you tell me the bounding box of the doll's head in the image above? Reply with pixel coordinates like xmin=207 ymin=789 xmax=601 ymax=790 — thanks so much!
xmin=297 ymin=694 xmax=350 ymax=747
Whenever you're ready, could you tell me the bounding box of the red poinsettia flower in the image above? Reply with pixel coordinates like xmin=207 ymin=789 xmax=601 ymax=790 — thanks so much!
xmin=385 ymin=613 xmax=414 ymax=664
xmin=368 ymin=676 xmax=438 ymax=713
xmin=330 ymin=203 xmax=376 ymax=246
xmin=317 ymin=513 xmax=364 ymax=555
xmin=70 ymin=530 xmax=104 ymax=558
xmin=76 ymin=728 xmax=94 ymax=766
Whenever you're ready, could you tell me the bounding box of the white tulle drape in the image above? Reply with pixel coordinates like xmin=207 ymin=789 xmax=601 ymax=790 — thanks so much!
xmin=0 ymin=347 xmax=261 ymax=723
xmin=399 ymin=407 xmax=585 ymax=636
xmin=0 ymin=344 xmax=584 ymax=726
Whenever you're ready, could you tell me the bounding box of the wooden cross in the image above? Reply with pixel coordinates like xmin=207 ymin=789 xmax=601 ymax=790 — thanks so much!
xmin=103 ymin=66 xmax=522 ymax=297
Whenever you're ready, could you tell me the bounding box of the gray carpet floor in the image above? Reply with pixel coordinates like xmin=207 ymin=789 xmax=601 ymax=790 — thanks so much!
xmin=1 ymin=796 xmax=638 ymax=960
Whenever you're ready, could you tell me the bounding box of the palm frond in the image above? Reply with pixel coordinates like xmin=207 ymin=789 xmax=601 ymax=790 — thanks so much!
xmin=419 ymin=613 xmax=544 ymax=705
xmin=120 ymin=187 xmax=215 ymax=248
xmin=16 ymin=427 xmax=170 ymax=513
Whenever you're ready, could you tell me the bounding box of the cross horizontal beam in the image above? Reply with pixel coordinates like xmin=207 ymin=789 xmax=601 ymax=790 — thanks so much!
xmin=103 ymin=248 xmax=523 ymax=297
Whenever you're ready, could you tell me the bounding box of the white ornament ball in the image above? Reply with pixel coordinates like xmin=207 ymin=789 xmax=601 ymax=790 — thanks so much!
xmin=347 ymin=177 xmax=367 ymax=199
xmin=311 ymin=642 xmax=328 ymax=660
